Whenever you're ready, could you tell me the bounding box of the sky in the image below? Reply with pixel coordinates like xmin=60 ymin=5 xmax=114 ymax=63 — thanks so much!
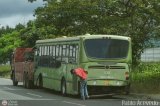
xmin=0 ymin=0 xmax=44 ymax=28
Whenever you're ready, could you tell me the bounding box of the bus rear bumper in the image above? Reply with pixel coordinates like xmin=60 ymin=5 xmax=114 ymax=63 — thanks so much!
xmin=87 ymin=79 xmax=129 ymax=86
xmin=87 ymin=80 xmax=130 ymax=95
xmin=88 ymin=85 xmax=130 ymax=95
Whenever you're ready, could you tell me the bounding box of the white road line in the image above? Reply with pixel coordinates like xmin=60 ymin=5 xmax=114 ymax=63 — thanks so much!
xmin=0 ymin=90 xmax=32 ymax=100
xmin=63 ymin=101 xmax=86 ymax=106
xmin=26 ymin=93 xmax=42 ymax=98
xmin=28 ymin=99 xmax=59 ymax=101
xmin=3 ymin=87 xmax=15 ymax=90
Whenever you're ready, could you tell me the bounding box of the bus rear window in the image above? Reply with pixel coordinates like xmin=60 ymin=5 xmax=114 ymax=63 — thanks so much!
xmin=84 ymin=39 xmax=129 ymax=59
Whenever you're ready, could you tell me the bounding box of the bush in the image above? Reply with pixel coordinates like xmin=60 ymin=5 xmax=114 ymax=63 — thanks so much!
xmin=131 ymin=63 xmax=160 ymax=93
xmin=0 ymin=65 xmax=11 ymax=78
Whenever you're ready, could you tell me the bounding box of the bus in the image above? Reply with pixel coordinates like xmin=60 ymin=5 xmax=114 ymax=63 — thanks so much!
xmin=34 ymin=34 xmax=132 ymax=95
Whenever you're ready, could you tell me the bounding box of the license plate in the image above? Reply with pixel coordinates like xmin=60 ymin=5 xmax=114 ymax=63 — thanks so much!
xmin=105 ymin=80 xmax=109 ymax=85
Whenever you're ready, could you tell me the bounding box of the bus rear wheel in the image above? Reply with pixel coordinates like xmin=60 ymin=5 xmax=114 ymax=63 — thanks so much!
xmin=125 ymin=84 xmax=130 ymax=95
xmin=61 ymin=79 xmax=66 ymax=96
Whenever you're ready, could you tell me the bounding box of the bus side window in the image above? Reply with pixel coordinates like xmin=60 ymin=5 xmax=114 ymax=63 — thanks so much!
xmin=54 ymin=60 xmax=61 ymax=68
xmin=74 ymin=45 xmax=79 ymax=63
xmin=34 ymin=47 xmax=39 ymax=68
xmin=50 ymin=58 xmax=56 ymax=68
xmin=68 ymin=44 xmax=79 ymax=64
xmin=51 ymin=44 xmax=63 ymax=68
xmin=48 ymin=45 xmax=57 ymax=68
xmin=38 ymin=46 xmax=42 ymax=66
xmin=38 ymin=46 xmax=50 ymax=67
xmin=61 ymin=45 xmax=69 ymax=63
xmin=68 ymin=45 xmax=73 ymax=63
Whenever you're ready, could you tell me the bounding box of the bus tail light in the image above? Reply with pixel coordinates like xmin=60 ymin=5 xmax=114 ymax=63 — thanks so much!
xmin=125 ymin=72 xmax=129 ymax=80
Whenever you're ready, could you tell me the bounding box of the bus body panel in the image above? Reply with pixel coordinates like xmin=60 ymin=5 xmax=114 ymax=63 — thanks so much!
xmin=83 ymin=62 xmax=130 ymax=85
xmin=34 ymin=40 xmax=80 ymax=95
xmin=66 ymin=63 xmax=79 ymax=94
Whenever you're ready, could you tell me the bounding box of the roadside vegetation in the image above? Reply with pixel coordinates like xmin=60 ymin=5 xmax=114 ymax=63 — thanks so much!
xmin=131 ymin=63 xmax=160 ymax=93
xmin=0 ymin=65 xmax=11 ymax=78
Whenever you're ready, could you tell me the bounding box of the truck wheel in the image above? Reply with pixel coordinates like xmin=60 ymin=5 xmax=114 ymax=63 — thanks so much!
xmin=13 ymin=72 xmax=18 ymax=86
xmin=61 ymin=79 xmax=66 ymax=96
xmin=26 ymin=74 xmax=29 ymax=88
xmin=26 ymin=74 xmax=34 ymax=89
xmin=28 ymin=80 xmax=34 ymax=89
xmin=11 ymin=70 xmax=14 ymax=80
xmin=23 ymin=73 xmax=27 ymax=88
xmin=38 ymin=75 xmax=43 ymax=89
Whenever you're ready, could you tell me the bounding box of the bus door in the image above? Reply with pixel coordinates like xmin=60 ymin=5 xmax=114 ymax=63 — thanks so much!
xmin=49 ymin=45 xmax=62 ymax=90
xmin=66 ymin=44 xmax=79 ymax=93
xmin=67 ymin=63 xmax=78 ymax=91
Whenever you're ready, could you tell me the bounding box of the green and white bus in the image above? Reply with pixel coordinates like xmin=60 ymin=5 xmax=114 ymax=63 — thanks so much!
xmin=34 ymin=34 xmax=132 ymax=95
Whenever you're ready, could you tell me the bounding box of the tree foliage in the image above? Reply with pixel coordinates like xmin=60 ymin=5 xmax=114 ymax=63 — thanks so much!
xmin=0 ymin=0 xmax=160 ymax=64
xmin=0 ymin=31 xmax=22 ymax=63
xmin=33 ymin=0 xmax=160 ymax=64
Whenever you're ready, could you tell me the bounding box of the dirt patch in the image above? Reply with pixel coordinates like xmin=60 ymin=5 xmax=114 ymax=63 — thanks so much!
xmin=130 ymin=82 xmax=160 ymax=94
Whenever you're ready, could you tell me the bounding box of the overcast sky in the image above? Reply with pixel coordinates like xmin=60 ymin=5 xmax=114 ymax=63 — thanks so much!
xmin=0 ymin=0 xmax=44 ymax=28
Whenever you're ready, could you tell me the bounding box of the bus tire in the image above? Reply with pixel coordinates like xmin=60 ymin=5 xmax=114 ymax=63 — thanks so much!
xmin=13 ymin=72 xmax=18 ymax=86
xmin=61 ymin=79 xmax=66 ymax=96
xmin=125 ymin=84 xmax=130 ymax=95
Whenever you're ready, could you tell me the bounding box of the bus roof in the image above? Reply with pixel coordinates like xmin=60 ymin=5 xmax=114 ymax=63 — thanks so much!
xmin=36 ymin=34 xmax=130 ymax=44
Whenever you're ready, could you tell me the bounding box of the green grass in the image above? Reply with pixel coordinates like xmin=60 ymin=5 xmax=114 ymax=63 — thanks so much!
xmin=0 ymin=65 xmax=11 ymax=78
xmin=131 ymin=63 xmax=160 ymax=94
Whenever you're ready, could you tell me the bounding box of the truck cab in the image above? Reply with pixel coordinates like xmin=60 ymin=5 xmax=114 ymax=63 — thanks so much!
xmin=11 ymin=48 xmax=34 ymax=88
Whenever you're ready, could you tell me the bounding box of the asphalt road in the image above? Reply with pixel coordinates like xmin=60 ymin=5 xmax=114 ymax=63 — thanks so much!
xmin=0 ymin=78 xmax=153 ymax=106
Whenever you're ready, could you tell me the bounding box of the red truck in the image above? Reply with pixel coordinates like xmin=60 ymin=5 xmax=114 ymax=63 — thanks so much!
xmin=11 ymin=48 xmax=34 ymax=88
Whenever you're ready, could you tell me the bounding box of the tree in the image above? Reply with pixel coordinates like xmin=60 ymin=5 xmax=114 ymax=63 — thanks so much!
xmin=15 ymin=24 xmax=25 ymax=31
xmin=28 ymin=0 xmax=47 ymax=3
xmin=33 ymin=0 xmax=160 ymax=64
xmin=1 ymin=0 xmax=160 ymax=64
xmin=0 ymin=26 xmax=14 ymax=37
xmin=0 ymin=31 xmax=22 ymax=63
xmin=124 ymin=0 xmax=160 ymax=64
